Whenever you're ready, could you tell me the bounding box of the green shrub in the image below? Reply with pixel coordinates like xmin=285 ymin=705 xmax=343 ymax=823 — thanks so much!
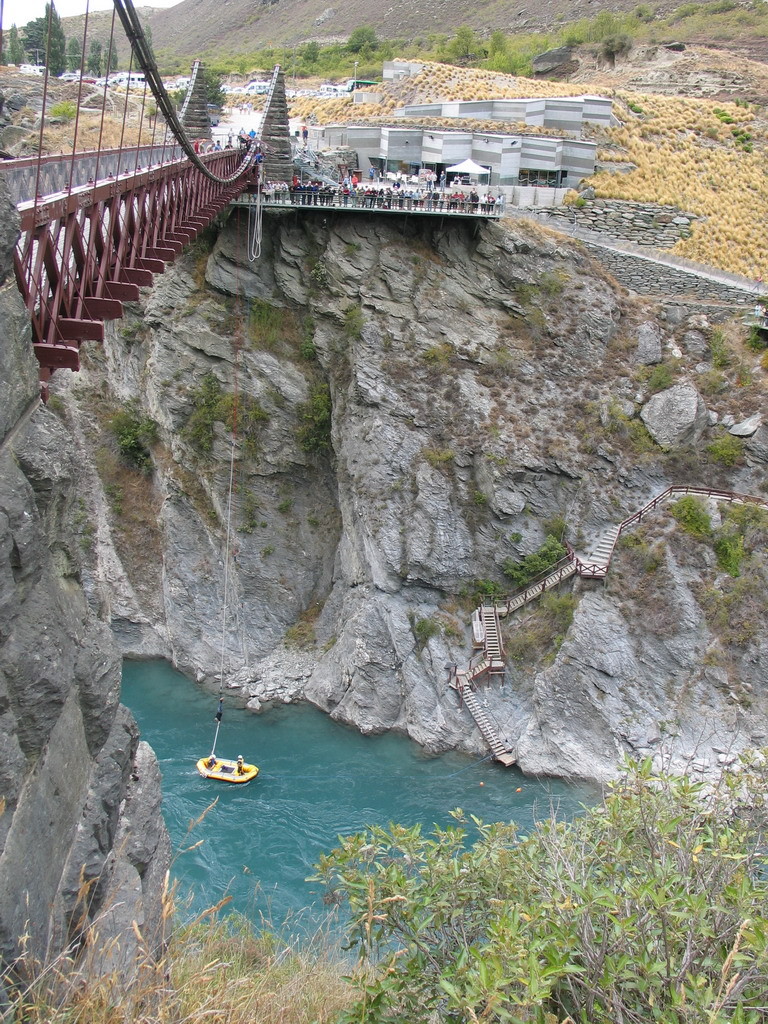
xmin=506 ymin=591 xmax=577 ymax=664
xmin=707 ymin=432 xmax=744 ymax=466
xmin=50 ymin=100 xmax=76 ymax=121
xmin=423 ymin=448 xmax=455 ymax=467
xmin=746 ymin=327 xmax=767 ymax=352
xmin=472 ymin=578 xmax=505 ymax=603
xmin=108 ymin=402 xmax=158 ymax=472
xmin=600 ymin=33 xmax=633 ymax=60
xmin=422 ymin=343 xmax=454 ymax=365
xmin=300 ymin=316 xmax=317 ymax=361
xmin=709 ymin=327 xmax=731 ymax=368
xmin=343 ymin=305 xmax=364 ymax=339
xmin=502 ymin=535 xmax=567 ymax=589
xmin=646 ymin=362 xmax=675 ymax=393
xmin=183 ymin=373 xmax=268 ymax=458
xmin=315 ymin=759 xmax=768 ymax=1024
xmin=309 ymin=259 xmax=328 ymax=290
xmin=247 ymin=300 xmax=287 ymax=350
xmin=669 ymin=495 xmax=711 ymax=538
xmin=285 ymin=619 xmax=316 ymax=648
xmin=412 ymin=615 xmax=439 ymax=648
xmin=297 ymin=382 xmax=332 ymax=453
xmin=714 ymin=529 xmax=744 ymax=576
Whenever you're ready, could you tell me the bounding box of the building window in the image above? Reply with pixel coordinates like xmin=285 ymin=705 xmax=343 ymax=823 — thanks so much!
xmin=518 ymin=169 xmax=562 ymax=186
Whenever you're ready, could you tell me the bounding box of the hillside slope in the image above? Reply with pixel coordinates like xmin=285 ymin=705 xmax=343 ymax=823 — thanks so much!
xmin=144 ymin=0 xmax=683 ymax=57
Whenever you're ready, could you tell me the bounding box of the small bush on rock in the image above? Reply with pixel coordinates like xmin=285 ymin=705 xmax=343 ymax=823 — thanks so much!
xmin=108 ymin=402 xmax=158 ymax=472
xmin=670 ymin=495 xmax=711 ymax=538
xmin=707 ymin=432 xmax=744 ymax=466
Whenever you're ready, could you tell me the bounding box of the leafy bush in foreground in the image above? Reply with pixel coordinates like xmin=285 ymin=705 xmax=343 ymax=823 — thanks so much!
xmin=314 ymin=759 xmax=768 ymax=1024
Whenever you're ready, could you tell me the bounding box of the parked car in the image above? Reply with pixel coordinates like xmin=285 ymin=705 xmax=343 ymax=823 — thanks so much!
xmin=19 ymin=64 xmax=45 ymax=76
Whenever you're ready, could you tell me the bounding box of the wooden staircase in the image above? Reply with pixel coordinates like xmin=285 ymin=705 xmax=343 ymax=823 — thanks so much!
xmin=454 ymin=670 xmax=516 ymax=767
xmin=453 ymin=485 xmax=768 ymax=769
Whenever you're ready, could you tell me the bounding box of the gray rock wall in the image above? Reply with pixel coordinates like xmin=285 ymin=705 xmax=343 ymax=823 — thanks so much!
xmin=0 ymin=176 xmax=170 ymax=985
xmin=55 ymin=208 xmax=768 ymax=786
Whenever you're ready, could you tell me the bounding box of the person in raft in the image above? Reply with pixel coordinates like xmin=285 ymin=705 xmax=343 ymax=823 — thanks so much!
xmin=237 ymin=755 xmax=245 ymax=775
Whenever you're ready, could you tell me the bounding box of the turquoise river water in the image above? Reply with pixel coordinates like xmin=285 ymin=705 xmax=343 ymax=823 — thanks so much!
xmin=122 ymin=659 xmax=595 ymax=932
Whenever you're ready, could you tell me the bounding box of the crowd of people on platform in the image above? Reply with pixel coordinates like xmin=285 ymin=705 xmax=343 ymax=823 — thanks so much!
xmin=251 ymin=176 xmax=505 ymax=215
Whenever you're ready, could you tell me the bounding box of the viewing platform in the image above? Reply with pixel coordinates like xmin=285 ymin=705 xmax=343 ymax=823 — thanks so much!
xmin=232 ymin=189 xmax=505 ymax=219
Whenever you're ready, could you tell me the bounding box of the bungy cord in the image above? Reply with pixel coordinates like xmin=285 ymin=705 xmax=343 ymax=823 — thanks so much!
xmin=247 ymin=163 xmax=265 ymax=262
xmin=210 ymin=418 xmax=238 ymax=759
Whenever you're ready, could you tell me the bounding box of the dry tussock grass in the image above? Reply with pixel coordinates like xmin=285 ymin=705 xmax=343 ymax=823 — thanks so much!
xmin=41 ymin=106 xmax=168 ymax=155
xmin=7 ymin=915 xmax=351 ymax=1024
xmin=587 ymin=90 xmax=768 ymax=277
xmin=290 ymin=60 xmax=587 ymax=123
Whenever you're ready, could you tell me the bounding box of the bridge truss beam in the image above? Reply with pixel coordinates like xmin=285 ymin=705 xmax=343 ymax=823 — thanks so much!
xmin=14 ymin=151 xmax=249 ymax=392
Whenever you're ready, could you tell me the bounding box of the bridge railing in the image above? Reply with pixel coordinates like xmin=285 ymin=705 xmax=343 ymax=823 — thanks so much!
xmin=4 ymin=144 xmax=186 ymax=206
xmin=234 ymin=190 xmax=505 ymax=218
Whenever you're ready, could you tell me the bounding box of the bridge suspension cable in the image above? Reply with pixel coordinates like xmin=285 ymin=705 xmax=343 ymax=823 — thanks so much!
xmin=111 ymin=0 xmax=258 ymax=184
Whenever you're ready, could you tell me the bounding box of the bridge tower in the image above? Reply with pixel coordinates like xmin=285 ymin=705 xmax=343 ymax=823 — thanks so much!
xmin=261 ymin=68 xmax=294 ymax=183
xmin=180 ymin=60 xmax=212 ymax=142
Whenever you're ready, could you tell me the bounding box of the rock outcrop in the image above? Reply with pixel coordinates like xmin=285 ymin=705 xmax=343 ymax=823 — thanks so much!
xmin=54 ymin=208 xmax=768 ymax=786
xmin=640 ymin=383 xmax=708 ymax=448
xmin=0 ymin=178 xmax=170 ymax=986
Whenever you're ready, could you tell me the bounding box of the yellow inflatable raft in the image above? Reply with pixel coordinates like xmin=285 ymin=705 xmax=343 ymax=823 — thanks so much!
xmin=196 ymin=754 xmax=259 ymax=784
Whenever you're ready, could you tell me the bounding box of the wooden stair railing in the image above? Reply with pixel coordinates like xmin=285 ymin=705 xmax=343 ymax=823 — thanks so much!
xmin=451 ymin=485 xmax=768 ymax=767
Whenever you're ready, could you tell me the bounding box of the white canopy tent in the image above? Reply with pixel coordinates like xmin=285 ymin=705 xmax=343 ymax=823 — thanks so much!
xmin=445 ymin=158 xmax=491 ymax=178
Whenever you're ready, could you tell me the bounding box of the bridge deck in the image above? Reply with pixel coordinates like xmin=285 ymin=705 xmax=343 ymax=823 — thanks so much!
xmin=233 ymin=192 xmax=504 ymax=220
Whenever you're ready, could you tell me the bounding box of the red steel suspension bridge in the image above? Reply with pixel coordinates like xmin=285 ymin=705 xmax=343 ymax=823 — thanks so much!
xmin=4 ymin=0 xmax=273 ymax=396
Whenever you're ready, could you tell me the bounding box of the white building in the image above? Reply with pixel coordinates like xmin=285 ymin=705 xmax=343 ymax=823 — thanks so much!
xmin=395 ymin=95 xmax=614 ymax=133
xmin=310 ymin=123 xmax=596 ymax=188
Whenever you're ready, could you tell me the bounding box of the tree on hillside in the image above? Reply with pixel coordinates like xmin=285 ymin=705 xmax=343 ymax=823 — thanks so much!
xmin=449 ymin=25 xmax=481 ymax=64
xmin=347 ymin=26 xmax=377 ymax=53
xmin=303 ymin=40 xmax=320 ymax=66
xmin=66 ymin=35 xmax=81 ymax=72
xmin=8 ymin=25 xmax=26 ymax=65
xmin=315 ymin=758 xmax=768 ymax=1023
xmin=87 ymin=39 xmax=102 ymax=76
xmin=23 ymin=3 xmax=66 ymax=74
xmin=201 ymin=66 xmax=224 ymax=108
xmin=601 ymin=33 xmax=633 ymax=65
xmin=488 ymin=30 xmax=508 ymax=61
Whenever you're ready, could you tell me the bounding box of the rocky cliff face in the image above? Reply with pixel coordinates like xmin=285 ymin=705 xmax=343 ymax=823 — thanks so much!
xmin=57 ymin=208 xmax=768 ymax=784
xmin=0 ymin=176 xmax=170 ymax=986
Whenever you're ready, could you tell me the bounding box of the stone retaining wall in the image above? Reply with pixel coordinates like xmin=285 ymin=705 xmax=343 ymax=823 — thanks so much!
xmin=580 ymin=240 xmax=755 ymax=306
xmin=543 ymin=198 xmax=698 ymax=248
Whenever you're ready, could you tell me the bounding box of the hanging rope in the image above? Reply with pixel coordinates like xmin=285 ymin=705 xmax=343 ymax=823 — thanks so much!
xmin=208 ymin=192 xmax=247 ymax=758
xmin=93 ymin=5 xmax=118 ymax=186
xmin=32 ymin=3 xmax=56 ymax=206
xmin=132 ymin=78 xmax=150 ymax=175
xmin=246 ymin=164 xmax=265 ymax=262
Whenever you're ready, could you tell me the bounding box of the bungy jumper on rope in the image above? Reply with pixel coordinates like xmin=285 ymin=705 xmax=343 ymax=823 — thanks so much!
xmin=196 ymin=354 xmax=259 ymax=785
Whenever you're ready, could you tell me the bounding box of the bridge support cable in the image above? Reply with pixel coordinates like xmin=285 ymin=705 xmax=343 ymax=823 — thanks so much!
xmin=111 ymin=0 xmax=257 ymax=185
